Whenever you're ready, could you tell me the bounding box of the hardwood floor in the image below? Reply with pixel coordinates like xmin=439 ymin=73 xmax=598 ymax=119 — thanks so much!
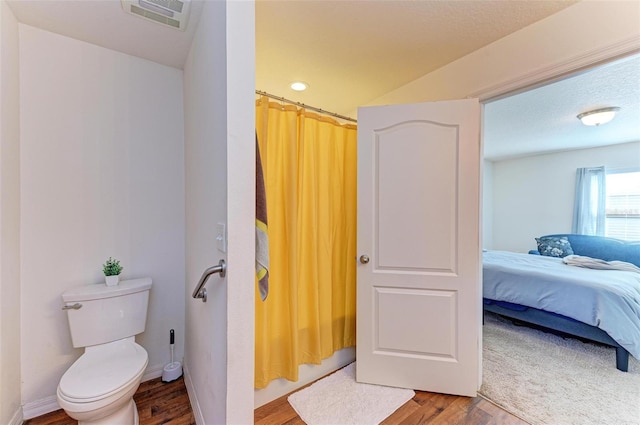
xmin=255 ymin=388 xmax=528 ymax=425
xmin=25 ymin=374 xmax=527 ymax=425
xmin=23 ymin=376 xmax=195 ymax=425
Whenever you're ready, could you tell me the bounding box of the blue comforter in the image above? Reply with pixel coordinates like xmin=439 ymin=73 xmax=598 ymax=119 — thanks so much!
xmin=483 ymin=250 xmax=640 ymax=359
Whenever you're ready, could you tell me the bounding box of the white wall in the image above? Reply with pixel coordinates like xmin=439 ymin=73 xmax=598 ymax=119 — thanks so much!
xmin=224 ymin=2 xmax=256 ymax=421
xmin=482 ymin=160 xmax=493 ymax=250
xmin=19 ymin=24 xmax=185 ymax=413
xmin=491 ymin=141 xmax=640 ymax=253
xmin=183 ymin=1 xmax=255 ymax=423
xmin=0 ymin=1 xmax=21 ymax=424
xmin=183 ymin=0 xmax=229 ymax=421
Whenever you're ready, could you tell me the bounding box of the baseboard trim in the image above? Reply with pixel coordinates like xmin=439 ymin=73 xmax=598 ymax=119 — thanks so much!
xmin=254 ymin=347 xmax=356 ymax=408
xmin=183 ymin=361 xmax=205 ymax=425
xmin=142 ymin=362 xmax=166 ymax=382
xmin=7 ymin=407 xmax=23 ymax=425
xmin=22 ymin=395 xmax=59 ymax=420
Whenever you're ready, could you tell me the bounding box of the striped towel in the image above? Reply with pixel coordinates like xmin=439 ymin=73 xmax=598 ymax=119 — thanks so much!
xmin=256 ymin=134 xmax=269 ymax=300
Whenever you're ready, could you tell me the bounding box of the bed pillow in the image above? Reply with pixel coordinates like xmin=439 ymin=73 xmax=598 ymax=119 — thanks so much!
xmin=536 ymin=236 xmax=574 ymax=258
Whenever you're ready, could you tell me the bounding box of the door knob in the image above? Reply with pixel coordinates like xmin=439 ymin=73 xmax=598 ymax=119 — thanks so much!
xmin=359 ymin=255 xmax=370 ymax=264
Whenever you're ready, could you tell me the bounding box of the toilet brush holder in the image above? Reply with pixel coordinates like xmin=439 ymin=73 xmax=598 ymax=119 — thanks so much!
xmin=162 ymin=361 xmax=183 ymax=383
xmin=162 ymin=329 xmax=183 ymax=383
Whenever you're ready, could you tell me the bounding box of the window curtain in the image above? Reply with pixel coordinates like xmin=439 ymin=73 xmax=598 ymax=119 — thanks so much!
xmin=572 ymin=166 xmax=606 ymax=235
xmin=254 ymin=96 xmax=357 ymax=388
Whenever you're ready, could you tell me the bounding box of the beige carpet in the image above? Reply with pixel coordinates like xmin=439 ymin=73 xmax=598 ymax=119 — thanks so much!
xmin=287 ymin=362 xmax=415 ymax=425
xmin=481 ymin=312 xmax=640 ymax=425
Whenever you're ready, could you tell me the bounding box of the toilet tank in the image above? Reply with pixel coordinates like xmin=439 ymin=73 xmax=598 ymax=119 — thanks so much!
xmin=62 ymin=277 xmax=152 ymax=348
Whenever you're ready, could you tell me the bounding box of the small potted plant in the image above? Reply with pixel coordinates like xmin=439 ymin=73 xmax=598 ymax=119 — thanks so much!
xmin=103 ymin=257 xmax=123 ymax=286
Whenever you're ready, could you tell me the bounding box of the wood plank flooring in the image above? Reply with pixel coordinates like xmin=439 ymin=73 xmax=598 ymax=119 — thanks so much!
xmin=25 ymin=374 xmax=527 ymax=425
xmin=23 ymin=376 xmax=195 ymax=425
xmin=255 ymin=387 xmax=528 ymax=425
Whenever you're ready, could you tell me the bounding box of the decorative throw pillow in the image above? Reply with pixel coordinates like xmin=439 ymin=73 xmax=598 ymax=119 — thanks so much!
xmin=536 ymin=236 xmax=574 ymax=258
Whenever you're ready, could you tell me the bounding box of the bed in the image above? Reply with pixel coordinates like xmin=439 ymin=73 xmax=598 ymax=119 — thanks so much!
xmin=483 ymin=249 xmax=640 ymax=372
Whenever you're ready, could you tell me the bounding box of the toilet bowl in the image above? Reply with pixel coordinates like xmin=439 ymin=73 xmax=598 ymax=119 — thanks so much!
xmin=57 ymin=338 xmax=148 ymax=425
xmin=58 ymin=278 xmax=152 ymax=425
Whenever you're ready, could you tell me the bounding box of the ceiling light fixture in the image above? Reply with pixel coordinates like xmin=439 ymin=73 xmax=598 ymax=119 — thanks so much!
xmin=290 ymin=82 xmax=308 ymax=91
xmin=577 ymin=107 xmax=620 ymax=126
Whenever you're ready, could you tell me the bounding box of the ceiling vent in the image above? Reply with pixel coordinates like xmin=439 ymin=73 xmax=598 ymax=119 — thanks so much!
xmin=121 ymin=0 xmax=191 ymax=31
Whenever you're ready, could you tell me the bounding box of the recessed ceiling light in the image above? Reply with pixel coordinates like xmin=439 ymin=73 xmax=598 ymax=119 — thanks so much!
xmin=577 ymin=107 xmax=620 ymax=126
xmin=290 ymin=82 xmax=308 ymax=91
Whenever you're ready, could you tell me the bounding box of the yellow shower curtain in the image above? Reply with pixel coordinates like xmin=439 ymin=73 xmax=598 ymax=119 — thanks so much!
xmin=255 ymin=96 xmax=357 ymax=388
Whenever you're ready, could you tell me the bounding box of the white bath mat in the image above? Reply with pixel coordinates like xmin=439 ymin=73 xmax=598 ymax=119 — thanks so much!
xmin=287 ymin=362 xmax=415 ymax=425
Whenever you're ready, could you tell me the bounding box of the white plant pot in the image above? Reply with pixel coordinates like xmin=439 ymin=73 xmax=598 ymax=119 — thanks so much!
xmin=105 ymin=275 xmax=120 ymax=286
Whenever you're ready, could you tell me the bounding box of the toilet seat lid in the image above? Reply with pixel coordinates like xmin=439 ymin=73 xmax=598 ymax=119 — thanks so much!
xmin=59 ymin=340 xmax=148 ymax=401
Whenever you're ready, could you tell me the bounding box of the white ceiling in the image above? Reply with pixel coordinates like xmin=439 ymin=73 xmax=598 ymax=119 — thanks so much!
xmin=7 ymin=0 xmax=203 ymax=69
xmin=7 ymin=0 xmax=638 ymax=160
xmin=484 ymin=54 xmax=640 ymax=160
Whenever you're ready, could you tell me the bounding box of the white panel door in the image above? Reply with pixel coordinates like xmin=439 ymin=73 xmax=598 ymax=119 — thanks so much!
xmin=356 ymin=99 xmax=481 ymax=397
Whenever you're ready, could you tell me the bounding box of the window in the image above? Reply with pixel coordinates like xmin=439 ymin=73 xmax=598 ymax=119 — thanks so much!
xmin=605 ymin=170 xmax=640 ymax=241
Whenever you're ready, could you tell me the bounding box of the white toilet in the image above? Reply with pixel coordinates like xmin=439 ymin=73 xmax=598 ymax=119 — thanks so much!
xmin=57 ymin=277 xmax=152 ymax=425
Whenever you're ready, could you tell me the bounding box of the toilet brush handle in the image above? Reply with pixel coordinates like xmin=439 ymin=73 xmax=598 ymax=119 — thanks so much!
xmin=169 ymin=329 xmax=175 ymax=364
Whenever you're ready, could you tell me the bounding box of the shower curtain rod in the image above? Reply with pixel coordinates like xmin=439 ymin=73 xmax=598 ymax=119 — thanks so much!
xmin=256 ymin=90 xmax=357 ymax=123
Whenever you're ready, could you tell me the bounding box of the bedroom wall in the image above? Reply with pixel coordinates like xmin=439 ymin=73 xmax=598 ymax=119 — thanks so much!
xmin=482 ymin=160 xmax=493 ymax=250
xmin=491 ymin=141 xmax=640 ymax=253
xmin=0 ymin=1 xmax=21 ymax=424
xmin=19 ymin=24 xmax=185 ymax=416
